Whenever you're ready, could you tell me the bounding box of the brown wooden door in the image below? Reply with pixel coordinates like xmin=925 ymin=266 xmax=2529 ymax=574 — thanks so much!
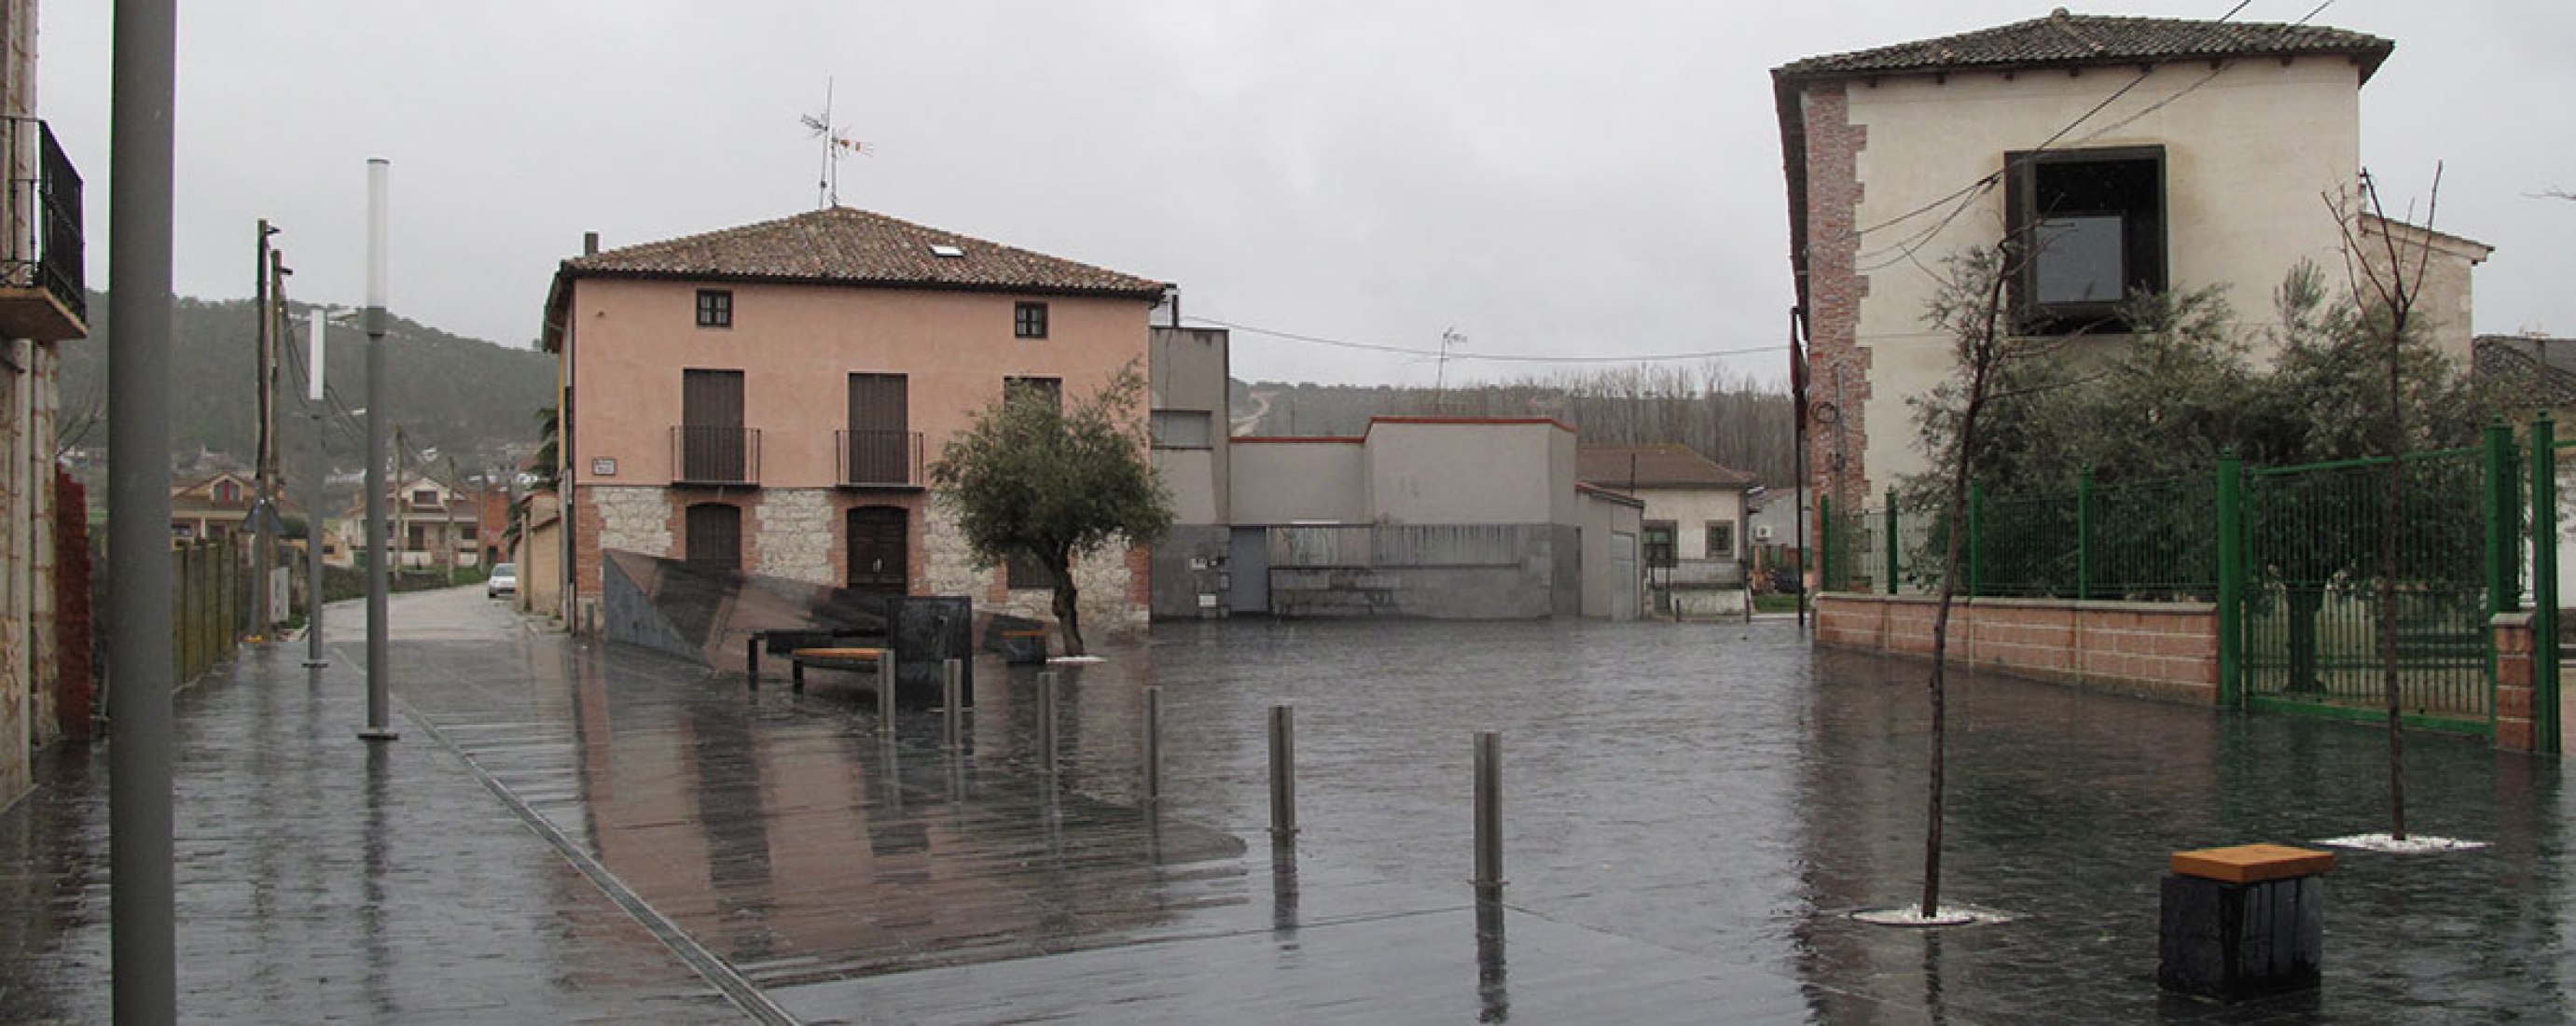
xmin=846 ymin=506 xmax=907 ymax=592
xmin=682 ymin=369 xmax=745 ymax=481
xmin=685 ymin=502 xmax=741 ymax=572
xmin=846 ymin=373 xmax=908 ymax=485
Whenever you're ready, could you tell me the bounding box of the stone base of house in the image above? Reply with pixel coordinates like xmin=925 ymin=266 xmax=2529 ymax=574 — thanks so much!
xmin=572 ymin=484 xmax=1147 ymax=640
xmin=1817 ymin=593 xmax=2220 ymax=704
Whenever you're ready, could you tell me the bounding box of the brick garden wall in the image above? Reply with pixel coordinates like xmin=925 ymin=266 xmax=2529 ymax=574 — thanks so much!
xmin=2493 ymin=612 xmax=2539 ymax=753
xmin=1818 ymin=593 xmax=2220 ymax=704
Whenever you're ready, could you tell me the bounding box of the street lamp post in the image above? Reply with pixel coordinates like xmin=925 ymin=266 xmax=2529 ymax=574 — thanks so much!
xmin=359 ymin=158 xmax=396 ymax=742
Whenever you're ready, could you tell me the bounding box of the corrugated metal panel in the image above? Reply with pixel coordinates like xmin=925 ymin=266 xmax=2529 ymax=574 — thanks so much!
xmin=1375 ymin=524 xmax=1525 ymax=567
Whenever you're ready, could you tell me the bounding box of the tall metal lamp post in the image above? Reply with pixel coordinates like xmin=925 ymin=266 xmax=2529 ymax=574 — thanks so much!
xmin=359 ymin=158 xmax=396 ymax=742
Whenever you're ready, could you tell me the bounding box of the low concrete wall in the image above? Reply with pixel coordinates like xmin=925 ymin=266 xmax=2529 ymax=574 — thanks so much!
xmin=1817 ymin=593 xmax=2219 ymax=704
xmin=1148 ymin=525 xmax=1232 ymax=620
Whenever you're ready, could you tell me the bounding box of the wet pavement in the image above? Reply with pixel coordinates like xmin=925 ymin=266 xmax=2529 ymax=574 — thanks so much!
xmin=4 ymin=589 xmax=2572 ymax=1023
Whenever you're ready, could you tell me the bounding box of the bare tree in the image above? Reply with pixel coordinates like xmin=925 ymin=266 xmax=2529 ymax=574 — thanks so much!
xmin=2331 ymin=164 xmax=2444 ymax=842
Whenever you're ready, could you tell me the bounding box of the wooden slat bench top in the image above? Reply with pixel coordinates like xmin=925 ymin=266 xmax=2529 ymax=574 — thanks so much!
xmin=2170 ymin=843 xmax=2335 ymax=884
xmin=1000 ymin=630 xmax=1048 ymax=638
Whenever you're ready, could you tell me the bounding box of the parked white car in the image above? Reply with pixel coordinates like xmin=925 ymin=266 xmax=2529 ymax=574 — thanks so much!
xmin=487 ymin=562 xmax=518 ymax=598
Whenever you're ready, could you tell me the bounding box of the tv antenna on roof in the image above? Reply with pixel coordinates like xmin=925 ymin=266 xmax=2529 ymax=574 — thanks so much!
xmin=800 ymin=77 xmax=871 ymax=208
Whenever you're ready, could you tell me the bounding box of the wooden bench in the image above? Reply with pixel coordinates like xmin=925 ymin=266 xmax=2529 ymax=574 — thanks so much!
xmin=745 ymin=629 xmax=880 ymax=693
xmin=786 ymin=646 xmax=889 ymax=693
xmin=1000 ymin=629 xmax=1049 ymax=665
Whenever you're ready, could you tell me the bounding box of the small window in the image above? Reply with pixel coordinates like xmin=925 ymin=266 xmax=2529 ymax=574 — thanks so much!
xmin=1151 ymin=409 xmax=1212 ymax=449
xmin=1004 ymin=376 xmax=1062 ymax=413
xmin=1007 ymin=551 xmax=1051 ymax=589
xmin=461 ymin=524 xmax=478 ymax=542
xmin=213 ymin=480 xmax=241 ymax=504
xmin=412 ymin=489 xmax=438 ymax=506
xmin=1705 ymin=521 xmax=1735 ymax=560
xmin=697 ymin=289 xmax=733 ymax=328
xmin=1015 ymin=301 xmax=1048 ymax=339
xmin=1642 ymin=521 xmax=1677 ymax=569
xmin=407 ymin=524 xmax=428 ymax=549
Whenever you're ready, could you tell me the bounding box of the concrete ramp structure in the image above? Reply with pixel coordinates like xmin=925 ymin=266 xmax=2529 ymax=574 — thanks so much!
xmin=601 ymin=550 xmax=971 ymax=694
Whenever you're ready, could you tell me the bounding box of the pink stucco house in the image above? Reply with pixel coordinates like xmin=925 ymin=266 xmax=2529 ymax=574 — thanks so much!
xmin=539 ymin=207 xmax=1170 ymax=634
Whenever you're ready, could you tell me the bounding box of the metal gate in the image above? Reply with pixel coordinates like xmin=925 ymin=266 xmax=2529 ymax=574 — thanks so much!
xmin=2238 ymin=450 xmax=2490 ymax=730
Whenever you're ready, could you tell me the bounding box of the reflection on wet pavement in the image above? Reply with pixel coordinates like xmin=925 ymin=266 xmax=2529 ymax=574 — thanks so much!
xmin=6 ymin=588 xmax=2571 ymax=1024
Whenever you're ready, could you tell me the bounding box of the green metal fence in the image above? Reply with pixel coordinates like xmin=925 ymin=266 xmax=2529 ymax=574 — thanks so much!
xmin=2237 ymin=447 xmax=2494 ymax=728
xmin=1818 ymin=473 xmax=2215 ymax=601
xmin=1814 ymin=416 xmax=2561 ymax=743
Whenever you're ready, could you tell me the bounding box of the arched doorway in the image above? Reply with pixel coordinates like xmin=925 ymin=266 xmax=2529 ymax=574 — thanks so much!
xmin=684 ymin=502 xmax=741 ymax=572
xmin=847 ymin=506 xmax=907 ymax=593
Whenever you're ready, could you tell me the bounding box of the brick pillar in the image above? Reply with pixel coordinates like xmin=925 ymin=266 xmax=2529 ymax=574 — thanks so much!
xmin=51 ymin=470 xmax=91 ymax=740
xmin=2494 ymin=612 xmax=2537 ymax=753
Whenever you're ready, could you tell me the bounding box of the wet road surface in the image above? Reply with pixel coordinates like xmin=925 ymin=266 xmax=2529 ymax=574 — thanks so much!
xmin=5 ymin=588 xmax=2571 ymax=1022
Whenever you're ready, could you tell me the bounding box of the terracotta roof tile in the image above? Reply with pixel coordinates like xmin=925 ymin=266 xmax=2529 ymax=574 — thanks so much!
xmin=1576 ymin=445 xmax=1755 ymax=490
xmin=560 ymin=206 xmax=1167 ymax=298
xmin=1775 ymin=9 xmax=2392 ymax=83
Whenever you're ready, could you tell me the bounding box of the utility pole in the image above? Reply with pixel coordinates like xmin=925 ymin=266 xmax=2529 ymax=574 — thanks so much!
xmin=252 ymin=219 xmax=277 ymax=635
xmin=262 ymin=248 xmax=289 ymax=632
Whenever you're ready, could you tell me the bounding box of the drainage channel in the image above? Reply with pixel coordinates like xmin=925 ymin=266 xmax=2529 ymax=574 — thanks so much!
xmin=397 ymin=697 xmax=802 ymax=1026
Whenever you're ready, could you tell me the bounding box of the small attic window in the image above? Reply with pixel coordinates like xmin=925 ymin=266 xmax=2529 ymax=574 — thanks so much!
xmin=929 ymin=244 xmax=965 ymax=258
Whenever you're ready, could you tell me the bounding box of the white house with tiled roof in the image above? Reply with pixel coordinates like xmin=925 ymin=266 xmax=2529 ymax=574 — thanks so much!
xmin=1772 ymin=9 xmax=2487 ymax=525
xmin=540 ymin=207 xmax=1170 ymax=635
xmin=1576 ymin=444 xmax=1754 ymax=617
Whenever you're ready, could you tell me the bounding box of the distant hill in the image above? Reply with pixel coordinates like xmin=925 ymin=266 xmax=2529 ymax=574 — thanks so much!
xmin=57 ymin=291 xmax=556 ymax=490
xmin=1234 ymin=366 xmax=1796 ymax=487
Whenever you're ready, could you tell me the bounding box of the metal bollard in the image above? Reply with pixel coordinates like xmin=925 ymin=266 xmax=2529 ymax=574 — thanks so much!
xmin=1268 ymin=705 xmax=1297 ymax=842
xmin=942 ymin=658 xmax=963 ymax=750
xmin=1143 ymin=686 xmax=1164 ymax=804
xmin=878 ymin=651 xmax=897 ymax=734
xmin=1037 ymin=671 xmax=1059 ymax=773
xmin=1474 ymin=730 xmax=1503 ymax=890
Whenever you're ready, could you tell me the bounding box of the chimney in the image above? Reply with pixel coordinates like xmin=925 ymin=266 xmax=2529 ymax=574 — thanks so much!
xmin=582 ymin=231 xmax=600 ymax=256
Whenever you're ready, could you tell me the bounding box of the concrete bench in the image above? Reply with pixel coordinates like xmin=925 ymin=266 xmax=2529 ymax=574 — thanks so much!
xmin=2159 ymin=843 xmax=2334 ymax=1002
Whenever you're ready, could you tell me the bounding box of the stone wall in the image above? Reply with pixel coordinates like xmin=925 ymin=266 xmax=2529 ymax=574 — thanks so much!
xmin=754 ymin=489 xmax=833 ymax=584
xmin=1818 ymin=593 xmax=2220 ymax=704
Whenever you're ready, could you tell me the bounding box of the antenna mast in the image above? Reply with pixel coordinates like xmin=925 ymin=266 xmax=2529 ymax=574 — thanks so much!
xmin=800 ymin=77 xmax=871 ymax=208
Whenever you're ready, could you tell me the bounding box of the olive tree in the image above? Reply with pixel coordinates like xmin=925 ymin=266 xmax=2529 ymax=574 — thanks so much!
xmin=929 ymin=365 xmax=1171 ymax=657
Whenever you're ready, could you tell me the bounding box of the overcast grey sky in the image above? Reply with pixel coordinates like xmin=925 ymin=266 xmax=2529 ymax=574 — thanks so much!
xmin=35 ymin=1 xmax=2576 ymax=388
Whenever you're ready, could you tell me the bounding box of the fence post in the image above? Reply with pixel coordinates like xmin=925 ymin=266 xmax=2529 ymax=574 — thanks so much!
xmin=1818 ymin=493 xmax=1835 ymax=593
xmin=1268 ymin=705 xmax=1295 ymax=843
xmin=1966 ymin=479 xmax=1986 ymax=599
xmin=1143 ymin=686 xmax=1164 ymax=805
xmin=2532 ymin=412 xmax=2560 ymax=755
xmin=2216 ymin=451 xmax=2244 ymax=711
xmin=2077 ymin=466 xmax=2095 ymax=603
xmin=2486 ymin=419 xmax=2520 ymax=617
xmin=1473 ymin=730 xmax=1503 ymax=890
xmin=1883 ymin=489 xmax=1899 ymax=596
xmin=941 ymin=658 xmax=963 ymax=750
xmin=1036 ymin=671 xmax=1059 ymax=773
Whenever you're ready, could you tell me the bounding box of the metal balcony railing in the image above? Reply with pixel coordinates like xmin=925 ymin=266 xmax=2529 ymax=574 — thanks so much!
xmin=837 ymin=429 xmax=923 ymax=488
xmin=0 ymin=118 xmax=84 ymax=338
xmin=672 ymin=425 xmax=760 ymax=485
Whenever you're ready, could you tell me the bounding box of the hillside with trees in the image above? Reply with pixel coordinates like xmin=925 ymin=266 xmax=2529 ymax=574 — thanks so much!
xmin=1236 ymin=363 xmax=1795 ymax=486
xmin=57 ymin=291 xmax=556 ymax=491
